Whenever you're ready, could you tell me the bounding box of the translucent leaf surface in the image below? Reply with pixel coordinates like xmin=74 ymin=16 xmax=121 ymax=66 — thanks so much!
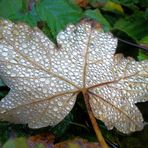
xmin=0 ymin=20 xmax=147 ymax=134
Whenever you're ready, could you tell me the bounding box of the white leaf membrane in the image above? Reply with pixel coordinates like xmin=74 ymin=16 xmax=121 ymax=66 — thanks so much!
xmin=0 ymin=19 xmax=147 ymax=133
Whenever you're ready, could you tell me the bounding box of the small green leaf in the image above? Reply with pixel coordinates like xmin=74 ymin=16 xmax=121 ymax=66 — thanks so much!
xmin=36 ymin=0 xmax=83 ymax=38
xmin=2 ymin=137 xmax=46 ymax=148
xmin=138 ymin=36 xmax=148 ymax=61
xmin=2 ymin=137 xmax=28 ymax=148
xmin=84 ymin=9 xmax=110 ymax=31
xmin=140 ymin=36 xmax=148 ymax=44
xmin=138 ymin=50 xmax=148 ymax=61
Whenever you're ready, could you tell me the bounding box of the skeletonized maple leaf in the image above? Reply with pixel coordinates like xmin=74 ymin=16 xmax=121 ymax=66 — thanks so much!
xmin=0 ymin=19 xmax=148 ymax=135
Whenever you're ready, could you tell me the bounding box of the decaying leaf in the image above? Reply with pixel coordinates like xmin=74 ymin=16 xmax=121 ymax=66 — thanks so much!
xmin=28 ymin=132 xmax=55 ymax=147
xmin=75 ymin=0 xmax=88 ymax=8
xmin=0 ymin=19 xmax=147 ymax=134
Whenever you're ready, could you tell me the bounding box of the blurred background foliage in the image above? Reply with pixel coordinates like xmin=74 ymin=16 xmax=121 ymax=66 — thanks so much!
xmin=0 ymin=0 xmax=148 ymax=147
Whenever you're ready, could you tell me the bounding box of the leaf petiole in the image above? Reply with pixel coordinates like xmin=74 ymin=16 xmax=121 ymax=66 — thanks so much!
xmin=83 ymin=92 xmax=108 ymax=148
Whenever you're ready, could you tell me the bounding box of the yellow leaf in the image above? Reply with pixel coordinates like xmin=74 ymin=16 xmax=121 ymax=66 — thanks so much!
xmin=104 ymin=1 xmax=124 ymax=13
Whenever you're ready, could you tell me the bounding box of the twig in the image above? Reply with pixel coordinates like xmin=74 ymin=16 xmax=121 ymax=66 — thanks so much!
xmin=118 ymin=38 xmax=148 ymax=51
xmin=28 ymin=0 xmax=35 ymax=11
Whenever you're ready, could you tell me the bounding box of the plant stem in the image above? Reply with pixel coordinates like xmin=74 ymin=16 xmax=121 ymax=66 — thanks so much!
xmin=83 ymin=92 xmax=108 ymax=148
xmin=118 ymin=37 xmax=148 ymax=51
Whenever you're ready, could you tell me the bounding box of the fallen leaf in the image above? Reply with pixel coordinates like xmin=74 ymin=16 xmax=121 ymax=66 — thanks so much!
xmin=55 ymin=138 xmax=101 ymax=148
xmin=0 ymin=19 xmax=147 ymax=134
xmin=28 ymin=132 xmax=55 ymax=147
xmin=3 ymin=137 xmax=101 ymax=148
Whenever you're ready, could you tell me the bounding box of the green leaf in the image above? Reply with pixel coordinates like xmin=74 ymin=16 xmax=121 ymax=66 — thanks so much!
xmin=138 ymin=36 xmax=148 ymax=61
xmin=2 ymin=137 xmax=46 ymax=148
xmin=0 ymin=0 xmax=39 ymax=27
xmin=0 ymin=0 xmax=22 ymax=19
xmin=12 ymin=6 xmax=40 ymax=27
xmin=36 ymin=0 xmax=83 ymax=38
xmin=84 ymin=9 xmax=110 ymax=31
xmin=113 ymin=13 xmax=148 ymax=42
xmin=138 ymin=50 xmax=148 ymax=61
xmin=140 ymin=36 xmax=148 ymax=44
xmin=2 ymin=137 xmax=28 ymax=148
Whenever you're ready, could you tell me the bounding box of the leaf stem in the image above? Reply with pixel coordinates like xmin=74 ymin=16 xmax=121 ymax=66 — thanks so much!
xmin=83 ymin=92 xmax=108 ymax=148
